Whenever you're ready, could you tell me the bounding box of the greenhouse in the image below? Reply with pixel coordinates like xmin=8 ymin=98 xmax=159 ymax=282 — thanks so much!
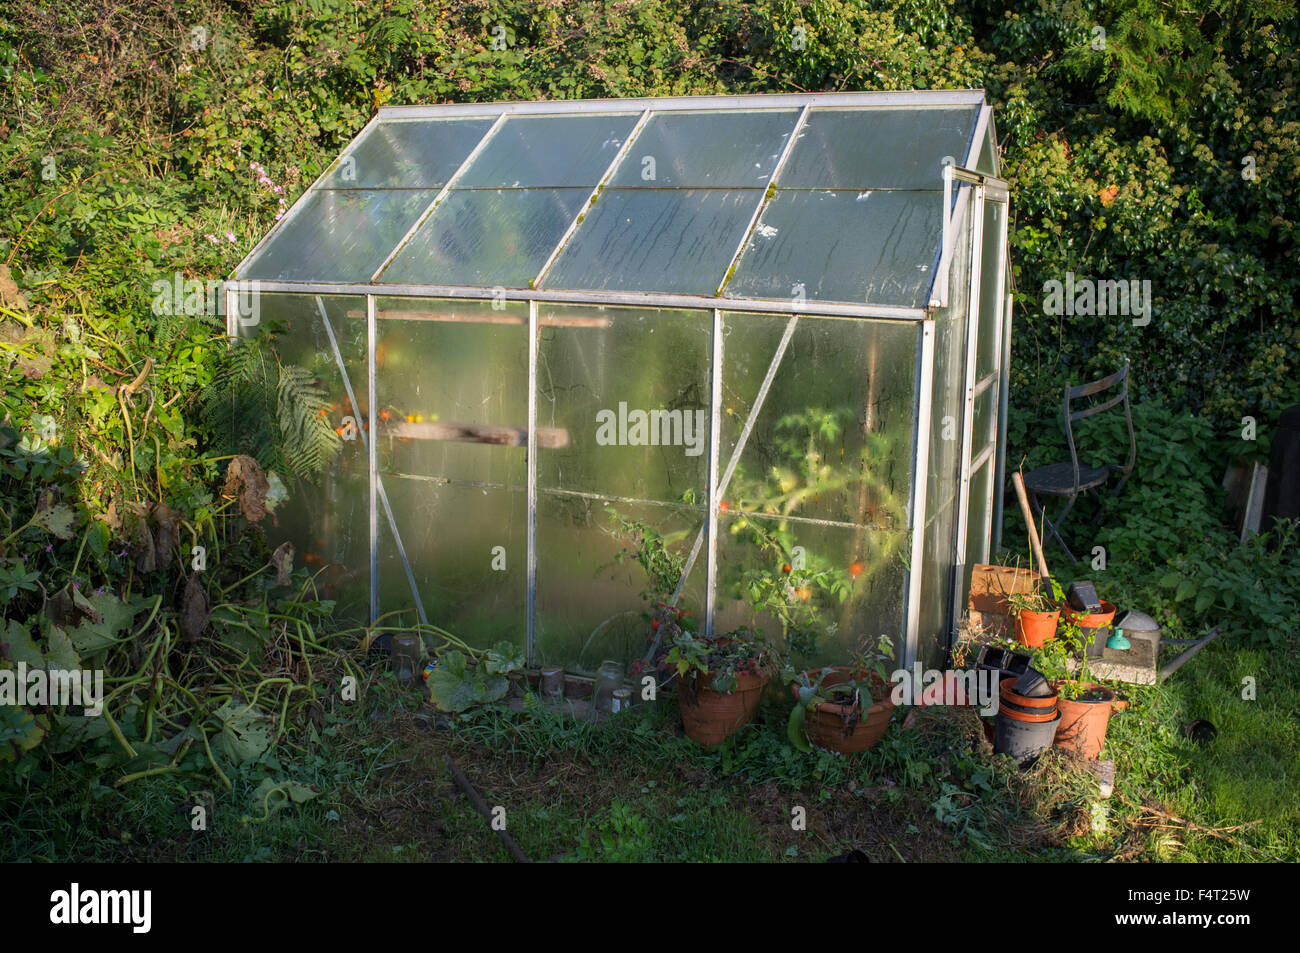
xmin=226 ymin=89 xmax=1010 ymax=674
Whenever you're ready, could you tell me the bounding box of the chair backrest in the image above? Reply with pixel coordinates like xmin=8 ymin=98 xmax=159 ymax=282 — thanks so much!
xmin=1062 ymin=359 xmax=1136 ymax=495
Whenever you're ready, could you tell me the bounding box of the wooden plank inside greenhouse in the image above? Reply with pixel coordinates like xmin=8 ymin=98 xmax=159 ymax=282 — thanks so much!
xmin=345 ymin=309 xmax=610 ymax=328
xmin=386 ymin=420 xmax=570 ymax=448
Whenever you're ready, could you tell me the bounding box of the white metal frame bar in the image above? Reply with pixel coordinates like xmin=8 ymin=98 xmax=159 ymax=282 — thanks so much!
xmin=228 ymin=280 xmax=927 ymax=321
xmin=366 ymin=294 xmax=379 ymax=623
xmin=369 ymin=113 xmax=509 ymax=283
xmin=902 ymin=319 xmax=936 ymax=668
xmin=704 ymin=309 xmax=724 ymax=638
xmin=377 ymin=90 xmax=986 ymax=121
xmin=526 ymin=300 xmax=539 ymax=663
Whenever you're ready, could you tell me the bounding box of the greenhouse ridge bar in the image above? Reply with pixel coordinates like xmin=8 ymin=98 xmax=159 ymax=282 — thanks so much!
xmin=226 ymin=89 xmax=1010 ymax=673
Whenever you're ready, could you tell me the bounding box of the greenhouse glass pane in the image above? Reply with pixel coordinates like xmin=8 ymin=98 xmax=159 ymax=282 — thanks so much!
xmin=247 ymin=294 xmax=370 ymax=623
xmin=962 ymin=459 xmax=993 ymax=605
xmin=378 ymin=480 xmax=527 ymax=650
xmin=726 ymin=190 xmax=940 ymax=306
xmin=607 ymin=110 xmax=798 ymax=187
xmin=718 ymin=313 xmax=916 ymax=528
xmin=457 ymin=114 xmax=639 ymax=188
xmin=973 ymin=386 xmax=995 ymax=456
xmin=534 ymin=304 xmax=711 ymax=674
xmin=779 ymin=107 xmax=979 ymax=190
xmin=320 ymin=118 xmax=493 ymax=189
xmin=714 ymin=514 xmax=907 ymax=667
xmin=543 ymin=189 xmax=760 ymax=294
xmin=976 ymin=200 xmax=1005 ymax=380
xmin=916 ymin=192 xmax=973 ymax=666
xmin=241 ymin=189 xmax=437 ymax=283
xmin=380 ymin=188 xmax=589 ymax=288
xmin=974 ymin=120 xmax=998 ymax=176
xmin=534 ymin=495 xmax=707 ymax=675
xmin=374 ymin=298 xmax=529 ymax=487
xmin=373 ymin=298 xmax=530 ymax=649
xmin=535 ymin=305 xmax=711 ymax=503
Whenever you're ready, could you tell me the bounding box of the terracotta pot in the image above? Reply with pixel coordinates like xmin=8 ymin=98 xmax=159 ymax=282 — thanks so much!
xmin=678 ymin=669 xmax=769 ymax=746
xmin=1014 ymin=607 xmax=1060 ymax=647
xmin=1064 ymin=600 xmax=1117 ymax=659
xmin=1052 ymin=682 xmax=1115 ymax=760
xmin=791 ymin=668 xmax=895 ymax=754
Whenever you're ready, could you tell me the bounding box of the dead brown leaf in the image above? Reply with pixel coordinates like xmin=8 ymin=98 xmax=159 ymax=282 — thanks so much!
xmin=223 ymin=455 xmax=270 ymax=523
xmin=152 ymin=502 xmax=180 ymax=569
xmin=180 ymin=574 xmax=209 ymax=643
xmin=271 ymin=541 xmax=294 ymax=586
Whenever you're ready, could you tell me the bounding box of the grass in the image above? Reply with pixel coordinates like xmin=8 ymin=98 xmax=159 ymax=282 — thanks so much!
xmin=3 ymin=636 xmax=1296 ymax=863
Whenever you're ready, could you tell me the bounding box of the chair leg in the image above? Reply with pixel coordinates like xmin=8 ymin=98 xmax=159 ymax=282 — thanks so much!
xmin=1029 ymin=492 xmax=1079 ymax=565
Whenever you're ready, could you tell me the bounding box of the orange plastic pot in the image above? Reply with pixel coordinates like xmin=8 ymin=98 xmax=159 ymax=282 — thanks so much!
xmin=678 ymin=670 xmax=769 ymax=746
xmin=1052 ymin=682 xmax=1115 ymax=760
xmin=791 ymin=668 xmax=895 ymax=754
xmin=999 ymin=677 xmax=1059 ymax=708
xmin=1014 ymin=608 xmax=1060 ymax=647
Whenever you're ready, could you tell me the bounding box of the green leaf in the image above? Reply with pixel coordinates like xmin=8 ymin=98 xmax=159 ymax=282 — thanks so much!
xmin=210 ymin=701 xmax=272 ymax=764
xmin=787 ymin=704 xmax=812 ymax=753
xmin=1157 ymin=573 xmax=1180 ymax=589
xmin=1 ymin=619 xmax=43 ymax=667
xmin=0 ymin=705 xmax=47 ymax=761
xmin=44 ymin=625 xmax=81 ymax=670
xmin=1174 ymin=579 xmax=1196 ymax=602
xmin=1193 ymin=589 xmax=1216 ymax=614
xmin=31 ymin=503 xmax=77 ymax=539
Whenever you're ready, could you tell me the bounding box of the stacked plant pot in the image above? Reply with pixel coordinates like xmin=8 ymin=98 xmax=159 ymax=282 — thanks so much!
xmin=994 ymin=673 xmax=1060 ymax=767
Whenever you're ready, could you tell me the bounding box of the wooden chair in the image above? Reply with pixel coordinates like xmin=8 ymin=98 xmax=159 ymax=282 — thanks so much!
xmin=1023 ymin=360 xmax=1136 ymax=563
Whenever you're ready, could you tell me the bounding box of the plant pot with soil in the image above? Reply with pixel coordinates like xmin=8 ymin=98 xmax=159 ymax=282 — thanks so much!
xmin=786 ymin=635 xmax=896 ymax=755
xmin=1008 ymin=589 xmax=1061 ymax=648
xmin=1029 ymin=619 xmax=1117 ymax=760
xmin=667 ymin=627 xmax=774 ymax=747
xmin=1063 ymin=600 xmax=1117 ymax=660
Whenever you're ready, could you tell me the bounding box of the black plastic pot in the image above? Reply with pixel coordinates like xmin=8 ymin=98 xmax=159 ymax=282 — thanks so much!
xmin=994 ymin=710 xmax=1061 ymax=768
xmin=977 ymin=646 xmax=1031 ymax=680
xmin=1079 ymin=624 xmax=1109 ymax=659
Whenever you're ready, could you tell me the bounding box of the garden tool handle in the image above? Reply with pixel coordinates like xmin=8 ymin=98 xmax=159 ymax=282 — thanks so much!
xmin=1011 ymin=471 xmax=1052 ymax=590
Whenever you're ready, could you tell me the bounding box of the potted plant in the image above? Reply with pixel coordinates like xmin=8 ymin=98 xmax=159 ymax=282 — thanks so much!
xmin=786 ymin=635 xmax=896 ymax=755
xmin=1007 ymin=579 xmax=1064 ymax=648
xmin=665 ymin=626 xmax=774 ymax=746
xmin=1029 ymin=620 xmax=1116 ymax=760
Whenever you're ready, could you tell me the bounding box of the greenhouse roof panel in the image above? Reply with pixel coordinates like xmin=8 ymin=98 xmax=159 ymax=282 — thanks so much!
xmin=236 ymin=90 xmax=991 ymax=312
xmin=777 ymin=106 xmax=980 ymax=190
xmin=318 ymin=118 xmax=495 ymax=189
xmin=455 ymin=114 xmax=640 ymax=188
xmin=724 ymin=190 xmax=941 ymax=307
xmin=605 ymin=110 xmax=800 ymax=188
